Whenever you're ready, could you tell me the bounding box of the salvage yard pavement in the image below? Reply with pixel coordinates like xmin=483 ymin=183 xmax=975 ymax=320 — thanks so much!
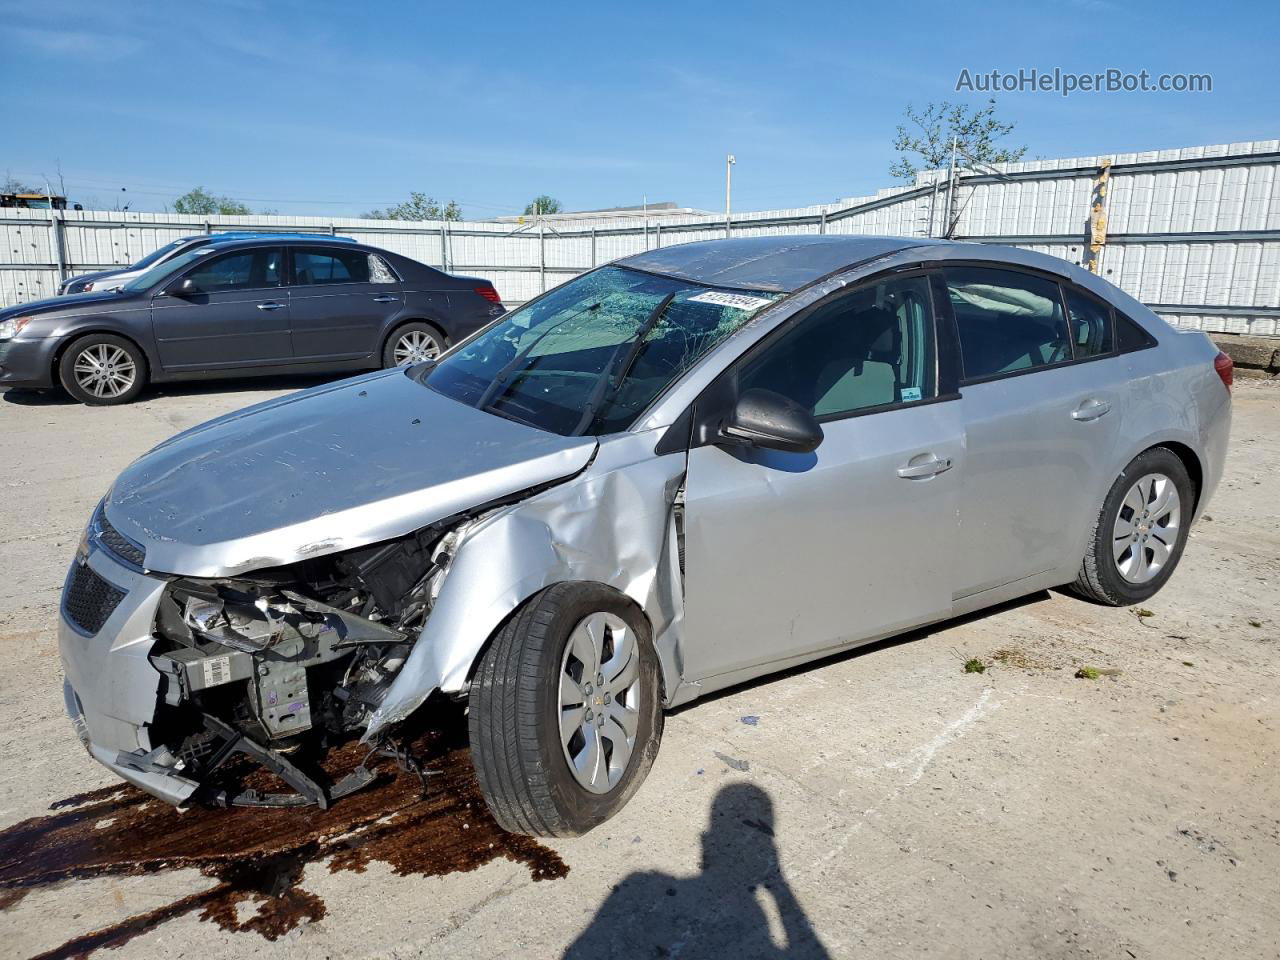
xmin=0 ymin=377 xmax=1277 ymax=959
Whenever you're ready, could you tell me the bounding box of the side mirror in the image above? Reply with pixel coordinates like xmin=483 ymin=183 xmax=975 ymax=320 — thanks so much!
xmin=717 ymin=388 xmax=824 ymax=454
xmin=164 ymin=277 xmax=198 ymax=298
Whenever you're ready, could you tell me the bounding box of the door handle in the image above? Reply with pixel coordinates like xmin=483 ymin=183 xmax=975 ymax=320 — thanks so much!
xmin=256 ymin=301 xmax=286 ymax=311
xmin=1071 ymin=398 xmax=1111 ymax=421
xmin=371 ymin=295 xmax=399 ymax=303
xmin=897 ymin=454 xmax=952 ymax=479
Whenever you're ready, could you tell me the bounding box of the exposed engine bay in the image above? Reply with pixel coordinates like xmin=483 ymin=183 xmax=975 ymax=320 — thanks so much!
xmin=141 ymin=521 xmax=465 ymax=808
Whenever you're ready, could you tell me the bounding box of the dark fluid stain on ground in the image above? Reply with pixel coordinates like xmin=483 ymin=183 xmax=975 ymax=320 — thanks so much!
xmin=0 ymin=722 xmax=567 ymax=959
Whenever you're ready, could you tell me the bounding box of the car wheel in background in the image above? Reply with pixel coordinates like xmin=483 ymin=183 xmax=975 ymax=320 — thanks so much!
xmin=382 ymin=322 xmax=445 ymax=367
xmin=1069 ymin=447 xmax=1195 ymax=606
xmin=58 ymin=334 xmax=147 ymax=405
xmin=469 ymin=582 xmax=664 ymax=837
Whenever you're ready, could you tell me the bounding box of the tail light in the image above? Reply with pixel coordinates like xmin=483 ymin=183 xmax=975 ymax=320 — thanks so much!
xmin=474 ymin=285 xmax=502 ymax=304
xmin=1213 ymin=350 xmax=1233 ymax=393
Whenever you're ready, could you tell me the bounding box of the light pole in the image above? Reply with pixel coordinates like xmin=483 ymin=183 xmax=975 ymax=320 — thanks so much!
xmin=725 ymin=154 xmax=736 ymax=238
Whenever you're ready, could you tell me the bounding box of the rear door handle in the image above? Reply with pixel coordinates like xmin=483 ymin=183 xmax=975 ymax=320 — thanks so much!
xmin=372 ymin=295 xmax=399 ymax=303
xmin=256 ymin=301 xmax=286 ymax=311
xmin=1071 ymin=398 xmax=1111 ymax=421
xmin=897 ymin=454 xmax=952 ymax=479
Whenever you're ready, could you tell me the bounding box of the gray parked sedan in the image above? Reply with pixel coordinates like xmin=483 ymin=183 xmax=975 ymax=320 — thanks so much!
xmin=57 ymin=235 xmax=1231 ymax=835
xmin=0 ymin=236 xmax=505 ymax=403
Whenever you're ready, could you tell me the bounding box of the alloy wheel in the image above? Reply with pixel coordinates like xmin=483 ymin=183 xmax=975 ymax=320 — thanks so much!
xmin=72 ymin=344 xmax=137 ymax=399
xmin=392 ymin=330 xmax=441 ymax=365
xmin=1112 ymin=472 xmax=1181 ymax=584
xmin=558 ymin=612 xmax=642 ymax=794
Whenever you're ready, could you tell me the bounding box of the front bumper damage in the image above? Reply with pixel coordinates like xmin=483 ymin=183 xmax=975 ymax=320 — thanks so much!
xmin=57 ymin=507 xmax=461 ymax=809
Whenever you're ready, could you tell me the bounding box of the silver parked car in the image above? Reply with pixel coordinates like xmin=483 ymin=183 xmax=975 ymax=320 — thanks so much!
xmin=58 ymin=236 xmax=1232 ymax=835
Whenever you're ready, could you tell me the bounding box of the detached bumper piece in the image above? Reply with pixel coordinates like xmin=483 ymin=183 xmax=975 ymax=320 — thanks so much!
xmin=193 ymin=715 xmax=375 ymax=810
xmin=111 ymin=714 xmax=418 ymax=809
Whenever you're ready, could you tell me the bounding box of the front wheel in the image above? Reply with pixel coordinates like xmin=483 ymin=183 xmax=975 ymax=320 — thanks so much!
xmin=1069 ymin=447 xmax=1195 ymax=605
xmin=58 ymin=334 xmax=147 ymax=405
xmin=469 ymin=582 xmax=663 ymax=837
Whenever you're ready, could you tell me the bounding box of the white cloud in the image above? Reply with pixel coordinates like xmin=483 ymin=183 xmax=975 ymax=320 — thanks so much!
xmin=13 ymin=27 xmax=144 ymax=59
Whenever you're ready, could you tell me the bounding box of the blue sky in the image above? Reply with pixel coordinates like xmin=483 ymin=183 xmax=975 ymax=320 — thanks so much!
xmin=3 ymin=0 xmax=1276 ymax=219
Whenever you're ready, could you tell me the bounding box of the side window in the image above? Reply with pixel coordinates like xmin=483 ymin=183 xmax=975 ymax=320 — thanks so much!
xmin=942 ymin=266 xmax=1071 ymax=380
xmin=292 ymin=247 xmax=374 ymax=285
xmin=735 ymin=274 xmax=936 ymax=418
xmin=1117 ymin=311 xmax=1157 ymax=352
xmin=369 ymin=254 xmax=397 ymax=283
xmin=184 ymin=248 xmax=281 ymax=292
xmin=1063 ymin=287 xmax=1114 ymax=358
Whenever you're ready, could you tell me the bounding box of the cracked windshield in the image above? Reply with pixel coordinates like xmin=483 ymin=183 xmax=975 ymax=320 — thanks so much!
xmin=422 ymin=265 xmax=779 ymax=435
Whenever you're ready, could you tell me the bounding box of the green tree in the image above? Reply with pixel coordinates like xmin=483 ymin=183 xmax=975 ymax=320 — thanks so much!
xmin=890 ymin=100 xmax=1027 ymax=183
xmin=173 ymin=186 xmax=252 ymax=216
xmin=363 ymin=192 xmax=461 ymax=221
xmin=523 ymin=194 xmax=563 ymax=216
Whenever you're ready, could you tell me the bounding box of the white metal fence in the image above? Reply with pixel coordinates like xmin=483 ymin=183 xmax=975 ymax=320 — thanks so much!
xmin=3 ymin=139 xmax=1278 ymax=336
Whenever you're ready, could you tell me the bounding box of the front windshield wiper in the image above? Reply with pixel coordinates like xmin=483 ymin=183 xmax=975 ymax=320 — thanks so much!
xmin=571 ymin=292 xmax=675 ymax=436
xmin=476 ymin=301 xmax=602 ymax=414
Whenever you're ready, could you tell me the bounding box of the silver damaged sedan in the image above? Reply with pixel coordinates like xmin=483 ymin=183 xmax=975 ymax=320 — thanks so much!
xmin=58 ymin=236 xmax=1233 ymax=835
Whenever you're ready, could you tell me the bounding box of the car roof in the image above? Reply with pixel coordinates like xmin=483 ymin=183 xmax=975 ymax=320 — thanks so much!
xmin=203 ymin=232 xmax=358 ymax=246
xmin=616 ymin=235 xmax=954 ymax=293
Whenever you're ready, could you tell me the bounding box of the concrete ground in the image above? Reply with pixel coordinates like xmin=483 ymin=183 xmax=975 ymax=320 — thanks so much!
xmin=0 ymin=375 xmax=1277 ymax=960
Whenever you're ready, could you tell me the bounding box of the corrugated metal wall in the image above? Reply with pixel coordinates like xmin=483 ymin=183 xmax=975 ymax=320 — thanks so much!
xmin=3 ymin=139 xmax=1278 ymax=335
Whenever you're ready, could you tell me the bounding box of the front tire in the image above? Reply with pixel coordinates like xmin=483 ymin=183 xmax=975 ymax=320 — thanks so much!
xmin=58 ymin=334 xmax=147 ymax=405
xmin=469 ymin=582 xmax=663 ymax=837
xmin=1069 ymin=447 xmax=1194 ymax=605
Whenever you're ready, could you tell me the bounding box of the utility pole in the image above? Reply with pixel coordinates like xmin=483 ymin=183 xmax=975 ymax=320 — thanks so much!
xmin=725 ymin=154 xmax=736 ymax=239
xmin=944 ymin=135 xmax=959 ymax=238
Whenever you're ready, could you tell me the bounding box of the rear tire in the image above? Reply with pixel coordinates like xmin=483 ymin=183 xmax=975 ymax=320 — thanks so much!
xmin=469 ymin=582 xmax=663 ymax=837
xmin=382 ymin=322 xmax=445 ymax=368
xmin=58 ymin=334 xmax=147 ymax=405
xmin=1068 ymin=447 xmax=1194 ymax=605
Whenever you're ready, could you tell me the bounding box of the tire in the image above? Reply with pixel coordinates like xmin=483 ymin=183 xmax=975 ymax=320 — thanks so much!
xmin=58 ymin=334 xmax=147 ymax=405
xmin=382 ymin=322 xmax=445 ymax=368
xmin=1068 ymin=447 xmax=1195 ymax=606
xmin=469 ymin=582 xmax=664 ymax=837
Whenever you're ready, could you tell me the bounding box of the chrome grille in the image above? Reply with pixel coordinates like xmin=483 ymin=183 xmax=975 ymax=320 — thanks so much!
xmin=63 ymin=563 xmax=126 ymax=635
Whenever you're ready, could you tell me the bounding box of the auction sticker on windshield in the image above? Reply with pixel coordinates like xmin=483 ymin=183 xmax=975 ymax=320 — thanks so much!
xmin=687 ymin=290 xmax=775 ymax=311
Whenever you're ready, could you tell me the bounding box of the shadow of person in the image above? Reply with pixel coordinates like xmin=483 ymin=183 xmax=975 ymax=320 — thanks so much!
xmin=564 ymin=783 xmax=832 ymax=959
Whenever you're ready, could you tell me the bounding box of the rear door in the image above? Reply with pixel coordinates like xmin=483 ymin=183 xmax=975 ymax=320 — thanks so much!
xmin=150 ymin=246 xmax=290 ymax=370
xmin=939 ymin=265 xmax=1126 ymax=598
xmin=287 ymin=246 xmax=403 ymax=361
xmin=679 ymin=271 xmax=964 ymax=682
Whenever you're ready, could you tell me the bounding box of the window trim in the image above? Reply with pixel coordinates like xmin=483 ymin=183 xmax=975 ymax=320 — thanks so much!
xmin=683 ymin=267 xmax=958 ymax=449
xmin=173 ymin=244 xmax=285 ymax=294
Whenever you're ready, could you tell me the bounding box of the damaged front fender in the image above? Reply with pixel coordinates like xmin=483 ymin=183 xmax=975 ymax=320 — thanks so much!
xmin=367 ymin=428 xmax=690 ymax=736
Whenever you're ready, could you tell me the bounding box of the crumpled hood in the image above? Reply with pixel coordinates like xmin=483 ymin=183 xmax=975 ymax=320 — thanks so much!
xmin=104 ymin=368 xmax=597 ymax=577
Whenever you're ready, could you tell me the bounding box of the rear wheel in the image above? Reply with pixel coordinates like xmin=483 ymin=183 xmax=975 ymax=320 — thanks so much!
xmin=468 ymin=582 xmax=663 ymax=837
xmin=58 ymin=334 xmax=147 ymax=405
xmin=1069 ymin=447 xmax=1194 ymax=605
xmin=382 ymin=322 xmax=445 ymax=368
